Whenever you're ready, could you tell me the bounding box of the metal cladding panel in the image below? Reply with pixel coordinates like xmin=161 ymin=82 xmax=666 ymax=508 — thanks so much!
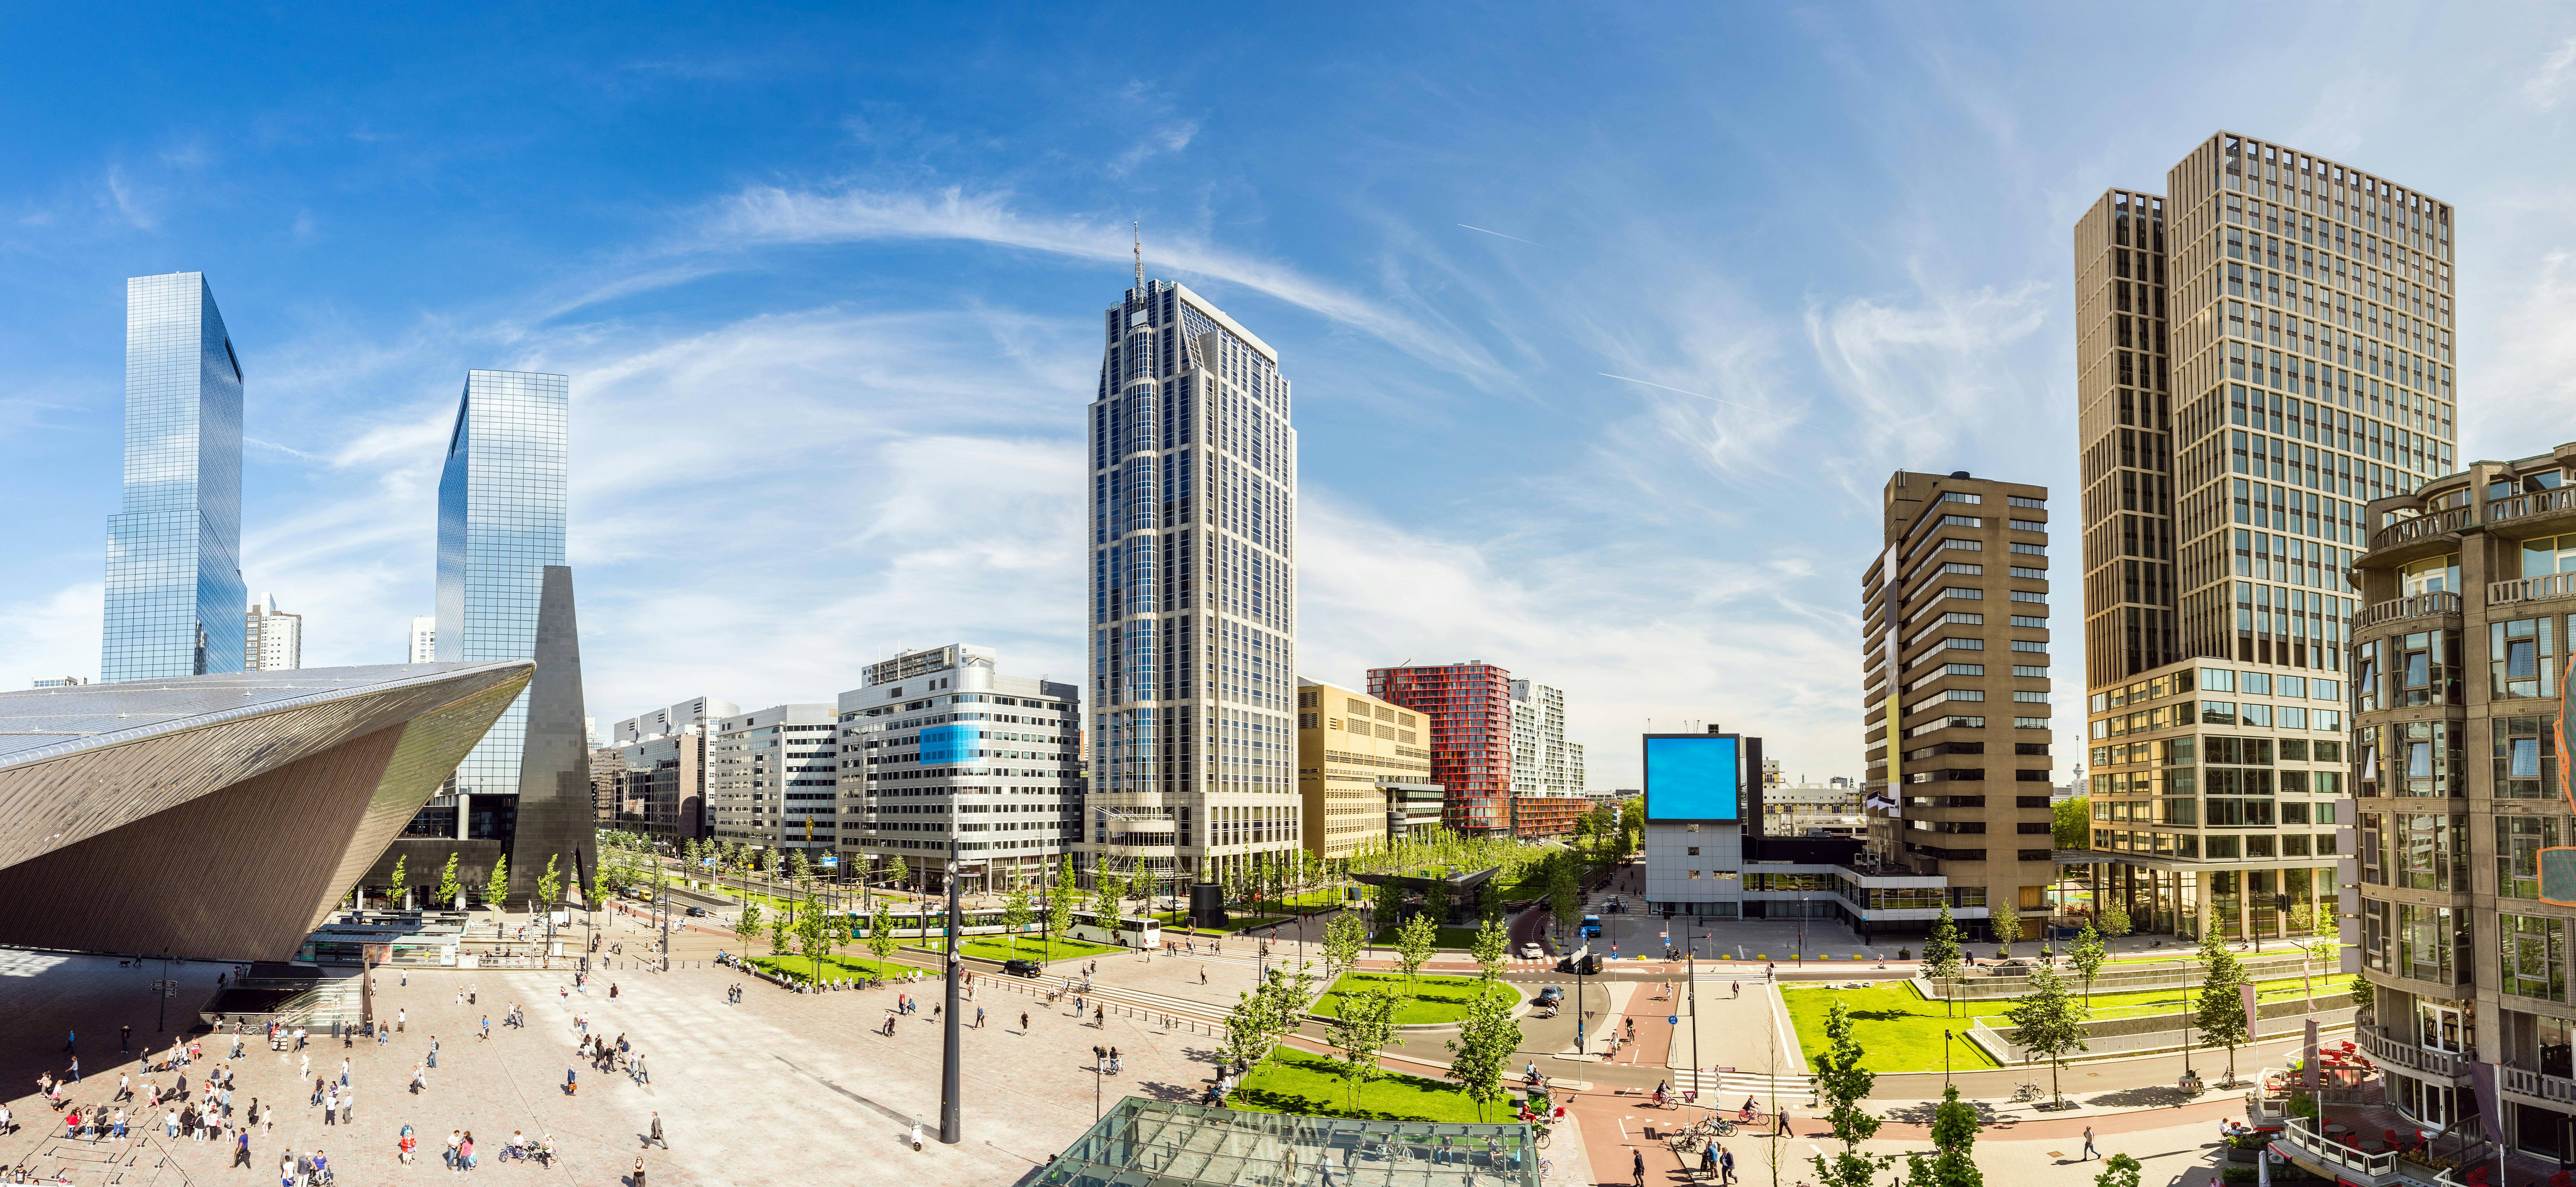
xmin=0 ymin=662 xmax=531 ymax=959
xmin=0 ymin=664 xmax=532 ymax=872
xmin=508 ymin=564 xmax=591 ymax=902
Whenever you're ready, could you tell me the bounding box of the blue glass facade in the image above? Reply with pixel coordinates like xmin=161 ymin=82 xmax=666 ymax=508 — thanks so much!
xmin=104 ymin=273 xmax=245 ymax=682
xmin=426 ymin=369 xmax=568 ymax=828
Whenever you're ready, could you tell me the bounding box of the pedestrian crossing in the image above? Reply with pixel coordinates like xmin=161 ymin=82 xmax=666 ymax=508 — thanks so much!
xmin=1667 ymin=1065 xmax=1818 ymax=1100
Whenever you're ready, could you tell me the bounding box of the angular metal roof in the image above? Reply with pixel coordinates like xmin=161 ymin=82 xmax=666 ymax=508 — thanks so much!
xmin=0 ymin=664 xmax=521 ymax=766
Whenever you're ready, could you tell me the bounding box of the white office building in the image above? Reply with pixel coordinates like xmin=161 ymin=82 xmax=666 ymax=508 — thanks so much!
xmin=707 ymin=703 xmax=839 ymax=855
xmin=840 ymin=644 xmax=1081 ymax=893
xmin=246 ymin=594 xmax=301 ymax=671
xmin=615 ymin=696 xmax=740 ymax=744
xmin=408 ymin=616 xmax=437 ymax=664
xmin=1510 ymin=680 xmax=1585 ymax=797
xmin=1083 ymin=267 xmax=1301 ymax=890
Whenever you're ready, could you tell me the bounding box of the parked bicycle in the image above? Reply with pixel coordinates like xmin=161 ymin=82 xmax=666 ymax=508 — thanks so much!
xmin=2009 ymin=1082 xmax=2042 ymax=1102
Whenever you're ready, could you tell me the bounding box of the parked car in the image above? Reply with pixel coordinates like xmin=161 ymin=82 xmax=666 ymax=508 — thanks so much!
xmin=1519 ymin=944 xmax=1545 ymax=959
xmin=684 ymin=906 xmax=709 ymax=917
xmin=1003 ymin=958 xmax=1043 ymax=978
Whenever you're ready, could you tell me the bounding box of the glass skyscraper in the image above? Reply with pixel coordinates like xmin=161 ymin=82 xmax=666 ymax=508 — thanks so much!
xmin=405 ymin=369 xmax=569 ymax=843
xmin=1081 ymin=273 xmax=1301 ymax=889
xmin=103 ymin=272 xmax=245 ymax=682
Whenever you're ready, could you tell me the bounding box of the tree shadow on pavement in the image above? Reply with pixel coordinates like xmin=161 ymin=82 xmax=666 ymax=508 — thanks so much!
xmin=1881 ymin=1099 xmax=2009 ymax=1126
xmin=2086 ymin=1084 xmax=2202 ymax=1109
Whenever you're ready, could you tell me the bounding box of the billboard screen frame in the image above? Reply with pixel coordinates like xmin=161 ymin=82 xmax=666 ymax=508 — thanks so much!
xmin=1643 ymin=732 xmax=1745 ymax=824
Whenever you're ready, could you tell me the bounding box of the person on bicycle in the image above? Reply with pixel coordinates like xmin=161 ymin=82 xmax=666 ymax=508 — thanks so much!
xmin=1740 ymin=1097 xmax=1757 ymax=1121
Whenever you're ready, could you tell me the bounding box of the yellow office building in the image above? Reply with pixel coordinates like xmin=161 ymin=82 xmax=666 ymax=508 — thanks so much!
xmin=1296 ymin=679 xmax=1433 ymax=859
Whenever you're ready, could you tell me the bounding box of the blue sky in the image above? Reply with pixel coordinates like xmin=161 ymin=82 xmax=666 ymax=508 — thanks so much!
xmin=3 ymin=4 xmax=2572 ymax=790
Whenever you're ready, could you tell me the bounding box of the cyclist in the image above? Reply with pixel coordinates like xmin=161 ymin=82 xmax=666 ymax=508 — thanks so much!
xmin=1652 ymin=1080 xmax=1669 ymax=1108
xmin=1740 ymin=1097 xmax=1758 ymax=1122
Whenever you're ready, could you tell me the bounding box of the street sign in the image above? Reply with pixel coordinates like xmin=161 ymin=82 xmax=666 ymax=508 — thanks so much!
xmin=1668 ymin=1015 xmax=1679 ymax=1026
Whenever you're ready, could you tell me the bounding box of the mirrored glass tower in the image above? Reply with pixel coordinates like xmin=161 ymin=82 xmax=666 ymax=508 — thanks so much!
xmin=103 ymin=272 xmax=245 ymax=682
xmin=407 ymin=369 xmax=569 ymax=845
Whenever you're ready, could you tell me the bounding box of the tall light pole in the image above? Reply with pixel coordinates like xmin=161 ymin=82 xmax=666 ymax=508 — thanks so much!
xmin=939 ymin=834 xmax=964 ymax=1145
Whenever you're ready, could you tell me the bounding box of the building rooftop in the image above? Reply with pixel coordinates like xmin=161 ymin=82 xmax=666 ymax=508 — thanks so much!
xmin=0 ymin=663 xmax=526 ymax=767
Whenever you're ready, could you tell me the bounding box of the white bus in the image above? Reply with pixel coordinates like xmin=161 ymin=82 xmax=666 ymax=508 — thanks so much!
xmin=1066 ymin=910 xmax=1162 ymax=949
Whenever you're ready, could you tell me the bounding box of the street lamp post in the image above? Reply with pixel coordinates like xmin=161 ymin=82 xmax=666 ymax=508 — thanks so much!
xmin=1942 ymin=1029 xmax=1953 ymax=1088
xmin=939 ymin=837 xmax=964 ymax=1146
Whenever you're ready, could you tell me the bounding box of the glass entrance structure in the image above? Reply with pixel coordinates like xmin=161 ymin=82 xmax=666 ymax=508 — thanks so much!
xmin=1039 ymin=1098 xmax=1538 ymax=1187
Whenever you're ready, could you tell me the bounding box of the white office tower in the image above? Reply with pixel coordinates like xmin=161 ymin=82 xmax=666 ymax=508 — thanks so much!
xmin=1509 ymin=679 xmax=1580 ymax=796
xmin=1083 ymin=263 xmax=1300 ymax=890
xmin=838 ymin=643 xmax=1081 ymax=892
xmin=408 ymin=616 xmax=437 ymax=664
xmin=245 ymin=594 xmax=302 ymax=671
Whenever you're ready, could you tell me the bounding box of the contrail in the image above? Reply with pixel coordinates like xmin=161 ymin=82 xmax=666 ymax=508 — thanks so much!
xmin=1457 ymin=223 xmax=1544 ymax=247
xmin=1597 ymin=372 xmax=1763 ymax=411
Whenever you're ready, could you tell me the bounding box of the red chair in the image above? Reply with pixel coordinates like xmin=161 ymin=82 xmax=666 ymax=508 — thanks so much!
xmin=2465 ymin=1167 xmax=2491 ymax=1187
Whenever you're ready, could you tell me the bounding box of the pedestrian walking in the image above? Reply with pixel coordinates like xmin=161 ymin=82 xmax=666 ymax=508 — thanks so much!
xmin=975 ymin=1007 xmax=985 ymax=1029
xmin=647 ymin=1112 xmax=665 ymax=1149
xmin=1719 ymin=1145 xmax=1736 ymax=1184
xmin=397 ymin=1008 xmax=405 ymax=1033
xmin=1632 ymin=1147 xmax=1645 ymax=1187
xmin=2081 ymin=1126 xmax=2098 ymax=1160
xmin=120 ymin=1025 xmax=131 ymax=1054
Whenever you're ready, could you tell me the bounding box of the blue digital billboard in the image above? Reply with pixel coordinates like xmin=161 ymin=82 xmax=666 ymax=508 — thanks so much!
xmin=1645 ymin=735 xmax=1740 ymax=822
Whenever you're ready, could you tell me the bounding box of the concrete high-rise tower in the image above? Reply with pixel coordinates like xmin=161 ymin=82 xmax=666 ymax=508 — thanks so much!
xmin=103 ymin=272 xmax=245 ymax=682
xmin=1082 ymin=270 xmax=1300 ymax=889
xmin=245 ymin=593 xmax=301 ymax=670
xmin=2075 ymin=133 xmax=2454 ymax=938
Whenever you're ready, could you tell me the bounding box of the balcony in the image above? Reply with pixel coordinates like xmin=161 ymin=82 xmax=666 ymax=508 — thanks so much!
xmin=2499 ymin=1064 xmax=2576 ymax=1108
xmin=2357 ymin=1026 xmax=2469 ymax=1081
xmin=2487 ymin=572 xmax=2576 ymax=608
xmin=2484 ymin=487 xmax=2576 ymax=525
xmin=2359 ymin=591 xmax=2462 ymax=628
xmin=2371 ymin=508 xmax=2477 ymax=552
xmin=2272 ymin=1116 xmax=2410 ymax=1186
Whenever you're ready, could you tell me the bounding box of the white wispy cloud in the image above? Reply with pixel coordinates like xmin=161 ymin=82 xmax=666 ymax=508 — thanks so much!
xmin=2528 ymin=38 xmax=2576 ymax=110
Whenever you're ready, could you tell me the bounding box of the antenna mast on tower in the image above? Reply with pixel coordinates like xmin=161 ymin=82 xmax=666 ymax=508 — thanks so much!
xmin=1133 ymin=221 xmax=1145 ymax=293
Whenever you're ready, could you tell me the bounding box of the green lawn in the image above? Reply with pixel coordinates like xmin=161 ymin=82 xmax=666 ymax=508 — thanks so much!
xmin=1230 ymin=1046 xmax=1507 ymax=1123
xmin=1369 ymin=926 xmax=1487 ymax=950
xmin=749 ymin=953 xmax=915 ymax=982
xmin=908 ymin=934 xmax=1124 ymax=964
xmin=1786 ymin=973 xmax=2359 ymax=1072
xmin=1310 ymin=971 xmax=1520 ymax=1026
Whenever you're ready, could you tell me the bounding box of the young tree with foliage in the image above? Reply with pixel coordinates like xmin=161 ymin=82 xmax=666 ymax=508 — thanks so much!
xmin=1002 ymin=881 xmax=1035 ymax=957
xmin=2194 ymin=927 xmax=2252 ymax=1083
xmin=2093 ymin=1153 xmax=2141 ymax=1187
xmin=1902 ymin=1084 xmax=1985 ymax=1187
xmin=538 ymin=854 xmax=563 ymax=911
xmin=1990 ymin=907 xmax=2021 ymax=957
xmin=2005 ymin=964 xmax=2090 ymax=1106
xmin=796 ymin=900 xmax=832 ymax=982
xmin=1368 ymin=880 xmax=1404 ymax=938
xmin=867 ymin=901 xmax=898 ymax=964
xmin=1324 ymin=983 xmax=1404 ymax=1111
xmin=735 ymin=902 xmax=763 ymax=950
xmin=1475 ymin=878 xmax=1502 ymax=923
xmin=1445 ymin=976 xmax=1522 ymax=1121
xmin=1923 ymin=905 xmax=1965 ymax=1016
xmin=768 ymin=900 xmax=792 ymax=954
xmin=2053 ymin=796 xmax=2091 ymax=849
xmin=1810 ymin=1000 xmax=1899 ymax=1187
xmin=387 ymin=855 xmax=408 ymax=910
xmin=1546 ymin=852 xmax=1582 ymax=942
xmin=2097 ymin=899 xmax=2132 ymax=944
xmin=1221 ymin=962 xmax=1311 ymax=1078
xmin=437 ymin=852 xmax=463 ymax=910
xmin=1092 ymin=865 xmax=1125 ymax=925
xmin=1471 ymin=916 xmax=1510 ymax=980
xmin=1394 ymin=912 xmax=1440 ymax=1000
xmin=786 ymin=848 xmax=810 ymax=887
xmin=1323 ymin=912 xmax=1366 ymax=981
xmin=2068 ymin=922 xmax=2107 ymax=1007
xmin=483 ymin=855 xmax=509 ymax=909
xmin=1048 ymin=856 xmax=1078 ymax=951
xmin=886 ymin=854 xmax=910 ymax=893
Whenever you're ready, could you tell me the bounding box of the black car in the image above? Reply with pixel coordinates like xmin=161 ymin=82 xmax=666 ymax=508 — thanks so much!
xmin=1003 ymin=959 xmax=1043 ymax=978
xmin=684 ymin=906 xmax=709 ymax=917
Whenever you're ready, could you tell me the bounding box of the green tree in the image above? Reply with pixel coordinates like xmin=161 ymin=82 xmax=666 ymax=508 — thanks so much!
xmin=387 ymin=855 xmax=408 ymax=910
xmin=436 ymin=852 xmax=462 ymax=910
xmin=1475 ymin=878 xmax=1502 ymax=923
xmin=1445 ymin=975 xmax=1522 ymax=1121
xmin=886 ymin=854 xmax=910 ymax=892
xmin=1471 ymin=915 xmax=1509 ymax=980
xmin=796 ymin=898 xmax=831 ymax=982
xmin=786 ymin=848 xmax=810 ymax=887
xmin=1923 ymin=905 xmax=1965 ymax=1016
xmin=1092 ymin=864 xmax=1125 ymax=924
xmin=1368 ymin=881 xmax=1404 ymax=936
xmin=2004 ymin=964 xmax=2090 ymax=1106
xmin=537 ymin=854 xmax=563 ymax=910
xmin=2194 ymin=927 xmax=2252 ymax=1083
xmin=735 ymin=902 xmax=763 ymax=950
xmin=1810 ymin=999 xmax=1898 ymax=1187
xmin=1323 ymin=912 xmax=1366 ymax=981
xmin=2053 ymin=796 xmax=2091 ymax=849
xmin=1423 ymin=877 xmax=1453 ymax=928
xmin=1394 ymin=912 xmax=1440 ymax=1001
xmin=1990 ymin=906 xmax=2021 ymax=958
xmin=1323 ymin=983 xmax=1404 ymax=1110
xmin=2097 ymin=899 xmax=2132 ymax=944
xmin=768 ymin=900 xmax=792 ymax=954
xmin=2093 ymin=1153 xmax=2141 ymax=1187
xmin=867 ymin=901 xmax=898 ymax=964
xmin=2068 ymin=922 xmax=2107 ymax=1007
xmin=1545 ymin=852 xmax=1582 ymax=942
xmin=1002 ymin=881 xmax=1035 ymax=957
xmin=1048 ymin=856 xmax=1078 ymax=952
xmin=483 ymin=854 xmax=509 ymax=909
xmin=1902 ymin=1084 xmax=1985 ymax=1187
xmin=1222 ymin=962 xmax=1312 ymax=1078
